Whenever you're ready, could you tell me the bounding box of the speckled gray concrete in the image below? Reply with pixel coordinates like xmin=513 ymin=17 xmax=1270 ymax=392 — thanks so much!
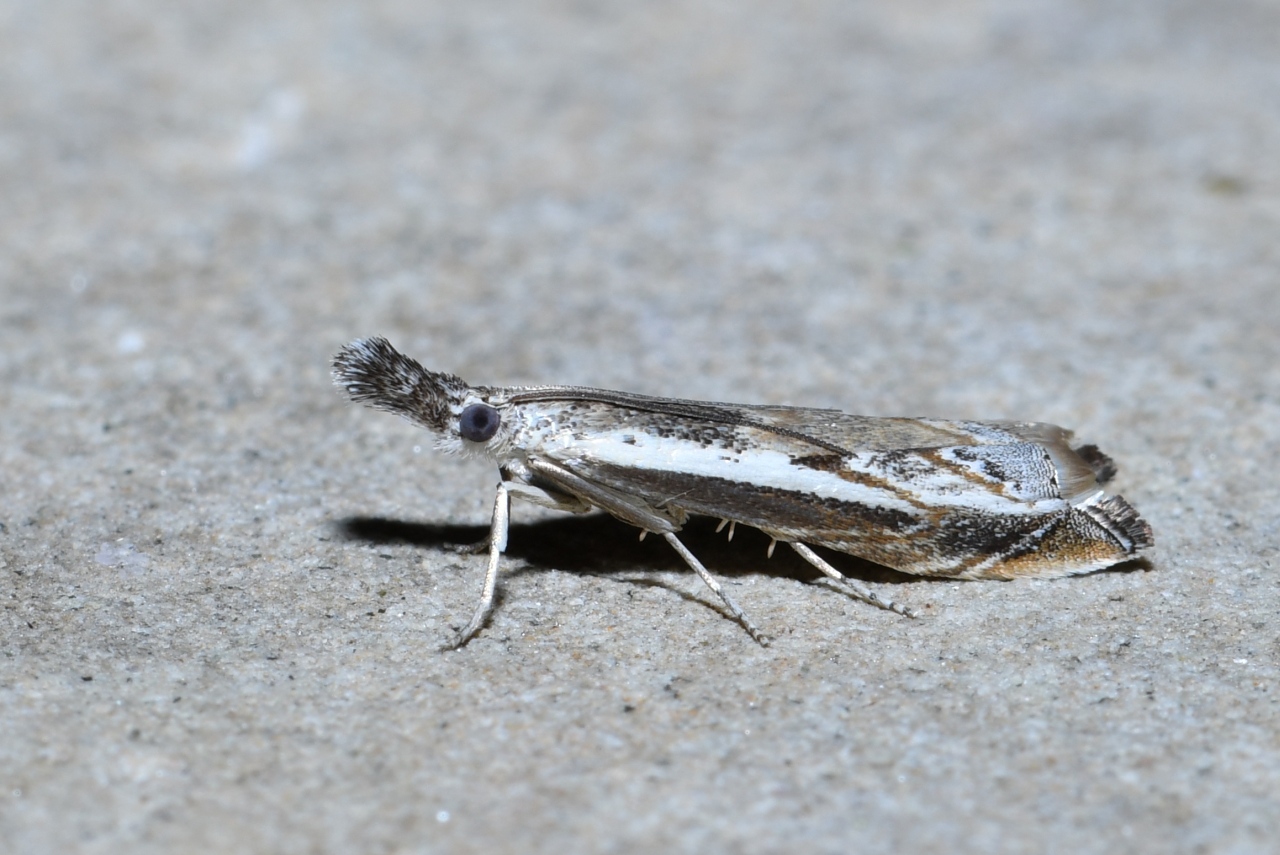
xmin=2 ymin=2 xmax=1277 ymax=853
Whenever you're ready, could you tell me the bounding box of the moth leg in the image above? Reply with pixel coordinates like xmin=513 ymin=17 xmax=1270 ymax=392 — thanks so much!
xmin=446 ymin=475 xmax=591 ymax=557
xmin=444 ymin=538 xmax=490 ymax=556
xmin=447 ymin=481 xmax=511 ymax=649
xmin=789 ymin=542 xmax=918 ymax=618
xmin=661 ymin=532 xmax=769 ymax=646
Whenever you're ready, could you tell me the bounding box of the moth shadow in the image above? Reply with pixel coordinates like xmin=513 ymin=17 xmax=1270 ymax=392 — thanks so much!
xmin=1102 ymin=556 xmax=1154 ymax=574
xmin=336 ymin=512 xmax=921 ymax=588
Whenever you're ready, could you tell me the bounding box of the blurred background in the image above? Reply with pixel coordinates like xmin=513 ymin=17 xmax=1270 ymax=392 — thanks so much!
xmin=7 ymin=1 xmax=1273 ymax=408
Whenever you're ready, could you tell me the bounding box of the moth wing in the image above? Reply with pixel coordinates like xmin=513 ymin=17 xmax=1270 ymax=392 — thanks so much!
xmin=507 ymin=387 xmax=1017 ymax=455
xmin=505 ymin=388 xmax=1108 ymax=503
xmin=730 ymin=405 xmax=1106 ymax=503
xmin=727 ymin=404 xmax=1014 ymax=452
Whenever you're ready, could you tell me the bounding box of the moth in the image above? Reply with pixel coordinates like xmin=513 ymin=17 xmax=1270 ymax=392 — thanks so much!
xmin=333 ymin=337 xmax=1152 ymax=647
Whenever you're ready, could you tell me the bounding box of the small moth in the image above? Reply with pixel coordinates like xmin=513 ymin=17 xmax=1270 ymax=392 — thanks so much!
xmin=333 ymin=337 xmax=1152 ymax=647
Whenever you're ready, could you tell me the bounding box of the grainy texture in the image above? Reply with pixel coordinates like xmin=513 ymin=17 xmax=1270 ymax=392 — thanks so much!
xmin=2 ymin=2 xmax=1277 ymax=853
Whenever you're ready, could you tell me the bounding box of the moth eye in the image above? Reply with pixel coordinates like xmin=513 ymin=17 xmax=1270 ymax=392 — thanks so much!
xmin=459 ymin=403 xmax=501 ymax=442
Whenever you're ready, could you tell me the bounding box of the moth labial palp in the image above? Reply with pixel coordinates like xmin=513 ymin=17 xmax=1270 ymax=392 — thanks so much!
xmin=332 ymin=336 xmax=1154 ymax=649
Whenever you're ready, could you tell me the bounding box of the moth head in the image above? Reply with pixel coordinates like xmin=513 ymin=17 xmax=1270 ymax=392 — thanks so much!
xmin=430 ymin=393 xmax=517 ymax=459
xmin=333 ymin=337 xmax=517 ymax=458
xmin=332 ymin=336 xmax=480 ymax=433
xmin=457 ymin=401 xmax=502 ymax=443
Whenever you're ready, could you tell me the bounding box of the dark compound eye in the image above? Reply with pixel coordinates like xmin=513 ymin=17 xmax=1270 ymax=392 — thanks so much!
xmin=458 ymin=403 xmax=501 ymax=442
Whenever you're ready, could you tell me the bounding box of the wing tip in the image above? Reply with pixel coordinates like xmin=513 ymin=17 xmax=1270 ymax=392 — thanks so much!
xmin=1088 ymin=494 xmax=1155 ymax=553
xmin=1072 ymin=443 xmax=1119 ymax=484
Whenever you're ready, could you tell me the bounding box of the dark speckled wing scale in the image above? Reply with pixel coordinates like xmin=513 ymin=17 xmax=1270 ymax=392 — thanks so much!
xmin=333 ymin=337 xmax=1153 ymax=647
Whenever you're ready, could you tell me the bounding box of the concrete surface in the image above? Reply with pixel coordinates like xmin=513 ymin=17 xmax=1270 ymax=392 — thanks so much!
xmin=2 ymin=1 xmax=1278 ymax=852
